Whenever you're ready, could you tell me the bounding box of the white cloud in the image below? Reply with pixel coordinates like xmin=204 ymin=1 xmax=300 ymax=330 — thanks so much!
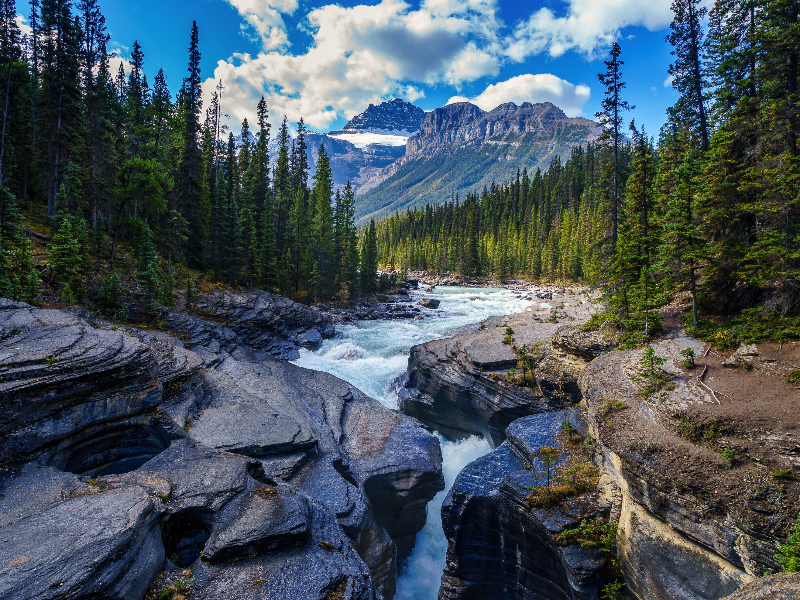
xmin=107 ymin=43 xmax=133 ymax=79
xmin=225 ymin=0 xmax=297 ymax=50
xmin=207 ymin=0 xmax=504 ymax=131
xmin=507 ymin=0 xmax=673 ymax=60
xmin=16 ymin=14 xmax=32 ymax=37
xmin=210 ymin=0 xmax=671 ymax=134
xmin=446 ymin=73 xmax=591 ymax=117
xmin=663 ymin=74 xmax=675 ymax=88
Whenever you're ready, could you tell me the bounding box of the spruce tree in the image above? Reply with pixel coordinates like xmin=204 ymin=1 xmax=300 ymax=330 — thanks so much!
xmin=667 ymin=0 xmax=711 ymax=149
xmin=310 ymin=145 xmax=334 ymax=300
xmin=178 ymin=21 xmax=205 ymax=268
xmin=360 ymin=220 xmax=378 ymax=298
xmin=596 ymin=42 xmax=634 ymax=249
xmin=137 ymin=221 xmax=161 ymax=305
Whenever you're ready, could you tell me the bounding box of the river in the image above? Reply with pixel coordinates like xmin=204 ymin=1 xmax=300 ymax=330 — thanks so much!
xmin=293 ymin=286 xmax=533 ymax=599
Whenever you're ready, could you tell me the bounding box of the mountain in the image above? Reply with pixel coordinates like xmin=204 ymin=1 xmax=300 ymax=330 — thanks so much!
xmin=329 ymin=98 xmax=426 ymax=136
xmin=354 ymin=102 xmax=602 ymax=220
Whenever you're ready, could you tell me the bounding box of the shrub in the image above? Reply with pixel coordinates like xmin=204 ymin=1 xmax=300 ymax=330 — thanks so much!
xmin=777 ymin=513 xmax=800 ymax=572
xmin=633 ymin=346 xmax=672 ymax=395
xmin=600 ymin=399 xmax=627 ymax=418
xmin=721 ymin=447 xmax=736 ymax=467
xmin=679 ymin=347 xmax=697 ymax=369
xmin=789 ymin=370 xmax=800 ymax=386
xmin=771 ymin=469 xmax=795 ymax=481
xmin=558 ymin=517 xmax=617 ymax=554
xmin=601 ymin=581 xmax=625 ymax=600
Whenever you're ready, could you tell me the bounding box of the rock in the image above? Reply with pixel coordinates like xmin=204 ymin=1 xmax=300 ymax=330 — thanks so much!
xmin=439 ymin=410 xmax=604 ymax=600
xmin=403 ymin=312 xmax=581 ymax=446
xmin=580 ymin=334 xmax=797 ymax=600
xmin=202 ymin=489 xmax=312 ymax=563
xmin=720 ymin=573 xmax=800 ymax=599
xmin=0 ymin=300 xmax=445 ymax=600
xmin=168 ymin=288 xmax=333 ymax=360
xmin=187 ymin=402 xmax=318 ymax=458
xmin=723 ymin=344 xmax=760 ymax=369
xmin=418 ymin=298 xmax=441 ymax=309
xmin=551 ymin=325 xmax=615 ymax=362
xmin=0 ymin=299 xmax=164 ymax=468
xmin=0 ymin=485 xmax=163 ymax=600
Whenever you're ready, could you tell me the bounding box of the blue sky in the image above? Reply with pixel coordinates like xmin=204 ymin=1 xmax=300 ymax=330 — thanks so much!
xmin=19 ymin=0 xmax=680 ymax=136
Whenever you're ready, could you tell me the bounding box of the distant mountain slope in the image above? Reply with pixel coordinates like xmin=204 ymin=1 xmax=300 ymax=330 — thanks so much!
xmin=355 ymin=102 xmax=601 ymax=221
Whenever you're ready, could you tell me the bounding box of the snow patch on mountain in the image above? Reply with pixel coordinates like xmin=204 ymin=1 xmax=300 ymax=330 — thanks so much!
xmin=328 ymin=132 xmax=411 ymax=149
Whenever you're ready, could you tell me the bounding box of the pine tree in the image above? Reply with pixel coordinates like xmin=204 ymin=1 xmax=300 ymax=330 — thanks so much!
xmin=596 ymin=42 xmax=634 ymax=249
xmin=0 ymin=187 xmax=39 ymax=301
xmin=221 ymin=132 xmax=241 ymax=284
xmin=137 ymin=221 xmax=161 ymax=305
xmin=50 ymin=206 xmax=88 ymax=299
xmin=609 ymin=123 xmax=660 ymax=344
xmin=360 ymin=219 xmax=378 ymax=298
xmin=656 ymin=126 xmax=704 ymax=328
xmin=37 ymin=0 xmax=84 ymax=224
xmin=310 ymin=145 xmax=334 ymax=299
xmin=667 ymin=0 xmax=711 ymax=149
xmin=178 ymin=21 xmax=205 ymax=268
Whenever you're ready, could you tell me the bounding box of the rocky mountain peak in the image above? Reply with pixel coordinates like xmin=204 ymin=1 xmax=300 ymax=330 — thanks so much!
xmin=405 ymin=101 xmax=595 ymax=160
xmin=331 ymin=98 xmax=426 ymax=135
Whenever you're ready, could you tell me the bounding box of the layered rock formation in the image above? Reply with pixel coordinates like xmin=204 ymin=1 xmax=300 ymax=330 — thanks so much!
xmin=0 ymin=298 xmax=444 ymax=600
xmin=166 ymin=288 xmax=334 ymax=360
xmin=404 ymin=102 xmax=599 ymax=161
xmin=401 ymin=294 xmax=798 ymax=600
xmin=440 ymin=410 xmax=606 ymax=600
xmin=720 ymin=572 xmax=800 ymax=599
xmin=581 ymin=335 xmax=800 ymax=600
xmin=402 ymin=289 xmax=602 ymax=445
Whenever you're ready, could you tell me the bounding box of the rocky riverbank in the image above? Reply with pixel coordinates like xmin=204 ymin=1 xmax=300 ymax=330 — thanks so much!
xmin=400 ymin=297 xmax=800 ymax=599
xmin=0 ymin=297 xmax=445 ymax=600
xmin=401 ymin=287 xmax=602 ymax=445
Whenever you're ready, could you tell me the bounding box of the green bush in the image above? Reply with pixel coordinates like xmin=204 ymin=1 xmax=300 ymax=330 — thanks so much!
xmin=777 ymin=513 xmax=800 ymax=572
xmin=633 ymin=346 xmax=672 ymax=395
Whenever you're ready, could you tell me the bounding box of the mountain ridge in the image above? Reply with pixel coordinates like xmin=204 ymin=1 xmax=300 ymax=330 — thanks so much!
xmin=352 ymin=101 xmax=602 ymax=220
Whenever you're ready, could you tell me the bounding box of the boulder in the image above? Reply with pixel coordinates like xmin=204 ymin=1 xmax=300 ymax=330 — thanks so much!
xmin=722 ymin=344 xmax=760 ymax=369
xmin=418 ymin=298 xmax=441 ymax=309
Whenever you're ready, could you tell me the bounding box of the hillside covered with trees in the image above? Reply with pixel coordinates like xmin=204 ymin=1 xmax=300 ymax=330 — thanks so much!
xmin=376 ymin=0 xmax=799 ymax=346
xmin=0 ymin=0 xmax=379 ymax=308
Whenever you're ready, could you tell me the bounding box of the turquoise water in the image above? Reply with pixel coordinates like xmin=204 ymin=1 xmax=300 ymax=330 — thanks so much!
xmin=293 ymin=286 xmax=531 ymax=599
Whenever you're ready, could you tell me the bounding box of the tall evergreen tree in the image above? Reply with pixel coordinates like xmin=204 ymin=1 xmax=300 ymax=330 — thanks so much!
xmin=310 ymin=144 xmax=334 ymax=299
xmin=360 ymin=219 xmax=378 ymax=298
xmin=667 ymin=0 xmax=711 ymax=149
xmin=596 ymin=42 xmax=634 ymax=249
xmin=178 ymin=21 xmax=205 ymax=268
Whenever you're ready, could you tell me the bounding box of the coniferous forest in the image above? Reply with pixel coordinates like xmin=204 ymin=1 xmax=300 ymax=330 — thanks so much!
xmin=0 ymin=0 xmax=375 ymax=308
xmin=0 ymin=0 xmax=797 ymax=348
xmin=376 ymin=0 xmax=799 ymax=346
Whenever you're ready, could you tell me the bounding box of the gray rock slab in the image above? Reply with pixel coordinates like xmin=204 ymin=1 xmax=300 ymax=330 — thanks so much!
xmin=188 ymin=403 xmax=317 ymax=457
xmin=0 ymin=487 xmax=163 ymax=600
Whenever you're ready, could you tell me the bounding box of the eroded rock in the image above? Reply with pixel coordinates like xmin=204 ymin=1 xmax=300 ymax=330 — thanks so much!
xmin=439 ymin=410 xmax=604 ymax=600
xmin=0 ymin=299 xmax=444 ymax=600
